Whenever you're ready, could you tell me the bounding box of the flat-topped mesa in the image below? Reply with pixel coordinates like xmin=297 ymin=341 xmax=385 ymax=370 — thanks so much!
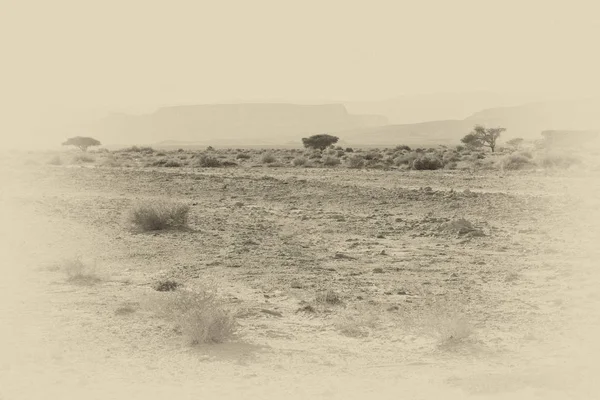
xmin=90 ymin=103 xmax=387 ymax=145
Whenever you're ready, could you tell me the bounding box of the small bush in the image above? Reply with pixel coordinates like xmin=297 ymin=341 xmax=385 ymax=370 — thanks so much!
xmin=62 ymin=257 xmax=102 ymax=285
xmin=163 ymin=160 xmax=182 ymax=168
xmin=322 ymin=156 xmax=341 ymax=166
xmin=345 ymin=147 xmax=354 ymax=153
xmin=499 ymin=153 xmax=536 ymax=171
xmin=292 ymin=157 xmax=308 ymax=166
xmin=412 ymin=157 xmax=443 ymax=170
xmin=72 ymin=154 xmax=95 ymax=163
xmin=394 ymin=152 xmax=418 ymax=166
xmin=346 ymin=155 xmax=365 ymax=169
xmin=156 ymin=289 xmax=237 ymax=344
xmin=154 ymin=280 xmax=180 ymax=292
xmin=101 ymin=154 xmax=122 ymax=167
xmin=128 ymin=200 xmax=190 ymax=231
xmin=261 ymin=153 xmax=277 ymax=164
xmin=197 ymin=155 xmax=221 ymax=168
xmin=316 ymin=290 xmax=342 ymax=305
xmin=395 ymin=144 xmax=411 ymax=151
xmin=122 ymin=146 xmax=154 ymax=154
xmin=236 ymin=153 xmax=251 ymax=160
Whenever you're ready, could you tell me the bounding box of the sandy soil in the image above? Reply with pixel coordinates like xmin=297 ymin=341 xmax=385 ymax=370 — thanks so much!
xmin=1 ymin=162 xmax=599 ymax=399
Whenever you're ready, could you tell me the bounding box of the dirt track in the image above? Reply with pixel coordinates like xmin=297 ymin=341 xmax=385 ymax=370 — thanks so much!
xmin=1 ymin=163 xmax=599 ymax=399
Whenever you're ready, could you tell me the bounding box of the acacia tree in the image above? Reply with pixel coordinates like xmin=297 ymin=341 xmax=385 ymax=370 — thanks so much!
xmin=62 ymin=136 xmax=101 ymax=151
xmin=461 ymin=125 xmax=505 ymax=152
xmin=301 ymin=134 xmax=339 ymax=151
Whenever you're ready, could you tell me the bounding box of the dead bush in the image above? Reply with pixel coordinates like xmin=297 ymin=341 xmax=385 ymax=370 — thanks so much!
xmin=62 ymin=257 xmax=102 ymax=285
xmin=128 ymin=200 xmax=190 ymax=231
xmin=155 ymin=289 xmax=238 ymax=344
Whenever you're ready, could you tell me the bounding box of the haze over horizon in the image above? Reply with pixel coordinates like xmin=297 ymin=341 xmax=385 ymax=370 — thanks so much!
xmin=2 ymin=0 xmax=599 ymax=149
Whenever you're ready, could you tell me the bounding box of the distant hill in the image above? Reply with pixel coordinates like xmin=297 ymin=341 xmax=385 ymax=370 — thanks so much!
xmin=86 ymin=103 xmax=387 ymax=146
xmin=343 ymin=92 xmax=543 ymax=125
xmin=80 ymin=96 xmax=600 ymax=148
xmin=337 ymin=97 xmax=600 ymax=146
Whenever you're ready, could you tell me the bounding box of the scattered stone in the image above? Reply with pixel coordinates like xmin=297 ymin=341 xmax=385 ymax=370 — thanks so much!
xmin=261 ymin=309 xmax=283 ymax=317
xmin=296 ymin=305 xmax=316 ymax=313
xmin=334 ymin=252 xmax=356 ymax=260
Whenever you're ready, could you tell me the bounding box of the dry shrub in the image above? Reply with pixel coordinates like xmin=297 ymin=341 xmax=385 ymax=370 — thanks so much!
xmin=316 ymin=290 xmax=342 ymax=305
xmin=499 ymin=153 xmax=536 ymax=171
xmin=292 ymin=156 xmax=308 ymax=166
xmin=412 ymin=156 xmax=443 ymax=170
xmin=123 ymin=146 xmax=154 ymax=154
xmin=163 ymin=159 xmax=182 ymax=167
xmin=261 ymin=153 xmax=277 ymax=164
xmin=403 ymin=300 xmax=474 ymax=349
xmin=72 ymin=153 xmax=95 ymax=163
xmin=62 ymin=257 xmax=102 ymax=285
xmin=322 ymin=155 xmax=341 ymax=166
xmin=197 ymin=154 xmax=221 ymax=167
xmin=156 ymin=289 xmax=238 ymax=344
xmin=128 ymin=200 xmax=190 ymax=231
xmin=101 ymin=154 xmax=122 ymax=167
xmin=394 ymin=152 xmax=418 ymax=166
xmin=236 ymin=153 xmax=251 ymax=160
xmin=346 ymin=155 xmax=365 ymax=169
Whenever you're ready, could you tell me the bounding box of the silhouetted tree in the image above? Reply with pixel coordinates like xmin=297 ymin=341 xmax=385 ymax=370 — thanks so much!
xmin=62 ymin=136 xmax=101 ymax=152
xmin=461 ymin=125 xmax=505 ymax=152
xmin=301 ymin=134 xmax=339 ymax=151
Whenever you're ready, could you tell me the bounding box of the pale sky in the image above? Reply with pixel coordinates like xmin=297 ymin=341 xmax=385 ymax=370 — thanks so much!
xmin=1 ymin=0 xmax=599 ymax=147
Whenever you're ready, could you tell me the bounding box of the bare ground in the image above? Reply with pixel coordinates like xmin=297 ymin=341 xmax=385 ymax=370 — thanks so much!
xmin=1 ymin=162 xmax=599 ymax=399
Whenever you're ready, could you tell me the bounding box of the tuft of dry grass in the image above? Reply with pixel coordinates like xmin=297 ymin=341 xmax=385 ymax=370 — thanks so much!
xmin=128 ymin=200 xmax=190 ymax=231
xmin=62 ymin=257 xmax=102 ymax=285
xmin=261 ymin=153 xmax=277 ymax=164
xmin=316 ymin=289 xmax=343 ymax=305
xmin=154 ymin=288 xmax=238 ymax=345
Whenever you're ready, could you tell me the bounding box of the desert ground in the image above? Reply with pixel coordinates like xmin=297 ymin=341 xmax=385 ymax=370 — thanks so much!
xmin=1 ymin=146 xmax=600 ymax=399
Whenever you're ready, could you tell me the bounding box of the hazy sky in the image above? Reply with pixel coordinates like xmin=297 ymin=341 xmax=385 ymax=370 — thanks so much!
xmin=1 ymin=0 xmax=599 ymax=147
